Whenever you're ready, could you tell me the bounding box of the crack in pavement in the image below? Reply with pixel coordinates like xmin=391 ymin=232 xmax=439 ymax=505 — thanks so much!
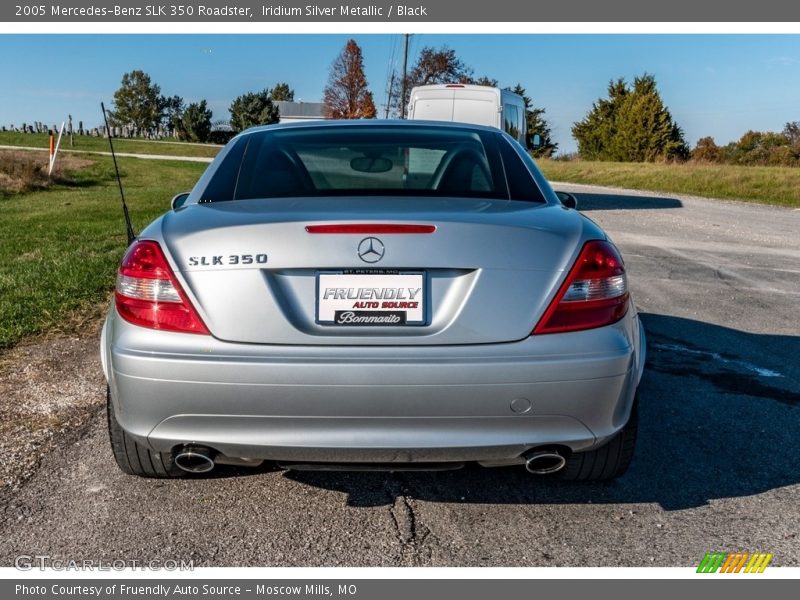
xmin=384 ymin=475 xmax=431 ymax=566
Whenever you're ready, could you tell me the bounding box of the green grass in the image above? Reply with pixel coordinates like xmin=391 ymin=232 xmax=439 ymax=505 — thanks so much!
xmin=0 ymin=154 xmax=208 ymax=349
xmin=538 ymin=159 xmax=800 ymax=207
xmin=0 ymin=131 xmax=221 ymax=158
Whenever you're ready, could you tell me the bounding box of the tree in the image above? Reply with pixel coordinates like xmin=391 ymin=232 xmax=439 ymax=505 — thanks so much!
xmin=692 ymin=136 xmax=721 ymax=162
xmin=510 ymin=84 xmax=558 ymax=158
xmin=571 ymin=78 xmax=628 ymax=161
xmin=471 ymin=75 xmax=499 ymax=87
xmin=783 ymin=121 xmax=800 ymax=145
xmin=178 ymin=100 xmax=213 ymax=143
xmin=159 ymin=94 xmax=184 ymax=132
xmin=572 ymin=74 xmax=688 ymax=162
xmin=109 ymin=70 xmax=163 ymax=130
xmin=269 ymin=82 xmax=295 ymax=101
xmin=322 ymin=39 xmax=377 ymax=119
xmin=390 ymin=46 xmax=473 ymax=116
xmin=229 ymin=90 xmax=280 ymax=132
xmin=610 ymin=75 xmax=689 ymax=161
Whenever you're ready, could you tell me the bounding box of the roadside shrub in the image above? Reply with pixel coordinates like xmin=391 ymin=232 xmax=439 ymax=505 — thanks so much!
xmin=691 ymin=125 xmax=800 ymax=167
xmin=208 ymin=130 xmax=236 ymax=145
xmin=0 ymin=151 xmax=81 ymax=196
xmin=766 ymin=145 xmax=798 ymax=166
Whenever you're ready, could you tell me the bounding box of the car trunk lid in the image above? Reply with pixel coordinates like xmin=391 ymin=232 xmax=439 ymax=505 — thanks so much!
xmin=160 ymin=197 xmax=584 ymax=345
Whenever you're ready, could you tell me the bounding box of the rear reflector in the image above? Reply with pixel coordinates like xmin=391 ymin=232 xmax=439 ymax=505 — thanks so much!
xmin=305 ymin=224 xmax=436 ymax=234
xmin=533 ymin=240 xmax=629 ymax=335
xmin=115 ymin=240 xmax=209 ymax=335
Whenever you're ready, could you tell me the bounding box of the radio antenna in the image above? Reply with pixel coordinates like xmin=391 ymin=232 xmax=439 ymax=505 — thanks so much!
xmin=101 ymin=102 xmax=135 ymax=246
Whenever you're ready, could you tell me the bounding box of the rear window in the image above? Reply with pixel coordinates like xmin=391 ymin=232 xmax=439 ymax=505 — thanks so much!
xmin=198 ymin=125 xmax=546 ymax=203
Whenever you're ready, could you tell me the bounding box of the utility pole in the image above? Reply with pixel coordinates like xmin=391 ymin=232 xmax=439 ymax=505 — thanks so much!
xmin=384 ymin=70 xmax=396 ymax=119
xmin=400 ymin=33 xmax=410 ymax=119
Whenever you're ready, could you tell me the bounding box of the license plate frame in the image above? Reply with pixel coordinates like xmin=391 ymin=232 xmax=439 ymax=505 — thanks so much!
xmin=316 ymin=270 xmax=427 ymax=326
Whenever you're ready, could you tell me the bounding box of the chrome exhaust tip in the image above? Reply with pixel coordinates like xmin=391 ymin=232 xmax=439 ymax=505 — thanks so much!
xmin=174 ymin=446 xmax=216 ymax=474
xmin=524 ymin=450 xmax=566 ymax=475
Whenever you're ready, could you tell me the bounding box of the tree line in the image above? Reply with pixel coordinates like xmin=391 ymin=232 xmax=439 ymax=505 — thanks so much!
xmin=106 ymin=39 xmax=795 ymax=167
xmin=692 ymin=124 xmax=800 ymax=167
xmin=570 ymin=73 xmax=800 ymax=166
xmin=107 ymin=69 xmax=294 ymax=143
xmin=105 ymin=39 xmax=558 ymax=157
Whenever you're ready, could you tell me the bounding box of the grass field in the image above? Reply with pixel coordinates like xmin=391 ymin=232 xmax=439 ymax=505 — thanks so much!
xmin=0 ymin=153 xmax=207 ymax=349
xmin=538 ymin=159 xmax=800 ymax=207
xmin=0 ymin=131 xmax=221 ymax=158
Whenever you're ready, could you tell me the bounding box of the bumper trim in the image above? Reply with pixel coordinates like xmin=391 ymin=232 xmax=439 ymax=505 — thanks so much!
xmin=145 ymin=414 xmax=597 ymax=462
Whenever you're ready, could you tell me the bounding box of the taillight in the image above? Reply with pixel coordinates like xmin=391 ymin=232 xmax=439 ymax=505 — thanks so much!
xmin=115 ymin=240 xmax=209 ymax=335
xmin=533 ymin=240 xmax=629 ymax=335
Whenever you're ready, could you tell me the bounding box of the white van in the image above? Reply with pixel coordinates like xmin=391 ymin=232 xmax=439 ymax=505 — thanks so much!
xmin=406 ymin=84 xmax=528 ymax=146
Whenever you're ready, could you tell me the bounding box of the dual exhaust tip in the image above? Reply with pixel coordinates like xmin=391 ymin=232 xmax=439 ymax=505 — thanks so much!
xmin=174 ymin=446 xmax=215 ymax=474
xmin=524 ymin=450 xmax=567 ymax=475
xmin=174 ymin=446 xmax=567 ymax=475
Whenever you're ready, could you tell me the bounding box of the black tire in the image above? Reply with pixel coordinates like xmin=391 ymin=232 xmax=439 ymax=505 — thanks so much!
xmin=557 ymin=395 xmax=639 ymax=481
xmin=106 ymin=386 xmax=184 ymax=478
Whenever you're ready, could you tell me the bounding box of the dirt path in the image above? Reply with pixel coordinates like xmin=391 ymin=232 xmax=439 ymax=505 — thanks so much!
xmin=0 ymin=145 xmax=214 ymax=163
xmin=0 ymin=325 xmax=106 ymax=496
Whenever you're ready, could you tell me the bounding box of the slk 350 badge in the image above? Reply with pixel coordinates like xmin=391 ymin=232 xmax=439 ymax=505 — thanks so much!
xmin=188 ymin=254 xmax=268 ymax=267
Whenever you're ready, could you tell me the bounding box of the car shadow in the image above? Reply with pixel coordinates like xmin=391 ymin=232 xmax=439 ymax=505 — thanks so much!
xmin=267 ymin=313 xmax=800 ymax=511
xmin=571 ymin=192 xmax=683 ymax=211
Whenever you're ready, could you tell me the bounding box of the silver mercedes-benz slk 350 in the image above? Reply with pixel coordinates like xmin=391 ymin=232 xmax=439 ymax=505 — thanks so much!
xmin=101 ymin=120 xmax=645 ymax=479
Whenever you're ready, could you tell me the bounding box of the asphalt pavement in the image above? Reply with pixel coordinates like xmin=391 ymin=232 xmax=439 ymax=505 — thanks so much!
xmin=0 ymin=183 xmax=798 ymax=567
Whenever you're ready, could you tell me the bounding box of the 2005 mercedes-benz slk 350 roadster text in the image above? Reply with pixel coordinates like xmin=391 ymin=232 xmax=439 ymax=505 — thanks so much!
xmin=101 ymin=120 xmax=645 ymax=480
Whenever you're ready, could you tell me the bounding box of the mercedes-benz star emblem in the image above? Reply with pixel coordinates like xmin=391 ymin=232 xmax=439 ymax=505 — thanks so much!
xmin=357 ymin=237 xmax=385 ymax=263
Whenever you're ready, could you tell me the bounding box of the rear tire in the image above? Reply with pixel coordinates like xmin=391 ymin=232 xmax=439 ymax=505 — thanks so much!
xmin=106 ymin=386 xmax=184 ymax=478
xmin=557 ymin=395 xmax=638 ymax=481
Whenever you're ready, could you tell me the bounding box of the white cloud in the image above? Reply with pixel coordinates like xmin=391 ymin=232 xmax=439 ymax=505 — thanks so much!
xmin=766 ymin=56 xmax=799 ymax=67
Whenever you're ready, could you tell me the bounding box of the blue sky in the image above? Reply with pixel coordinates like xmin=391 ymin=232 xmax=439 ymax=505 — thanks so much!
xmin=1 ymin=34 xmax=799 ymax=153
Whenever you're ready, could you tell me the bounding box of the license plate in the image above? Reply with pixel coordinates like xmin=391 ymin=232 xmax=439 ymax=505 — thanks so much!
xmin=316 ymin=272 xmax=425 ymax=326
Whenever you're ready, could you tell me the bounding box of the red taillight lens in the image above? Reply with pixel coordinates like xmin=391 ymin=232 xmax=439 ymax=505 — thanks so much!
xmin=115 ymin=240 xmax=209 ymax=335
xmin=533 ymin=240 xmax=629 ymax=335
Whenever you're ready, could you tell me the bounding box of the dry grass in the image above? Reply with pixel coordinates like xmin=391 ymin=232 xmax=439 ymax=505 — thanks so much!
xmin=0 ymin=151 xmax=93 ymax=195
xmin=538 ymin=159 xmax=800 ymax=207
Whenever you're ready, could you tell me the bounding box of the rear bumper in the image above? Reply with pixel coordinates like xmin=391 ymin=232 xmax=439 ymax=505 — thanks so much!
xmin=103 ymin=307 xmax=644 ymax=465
